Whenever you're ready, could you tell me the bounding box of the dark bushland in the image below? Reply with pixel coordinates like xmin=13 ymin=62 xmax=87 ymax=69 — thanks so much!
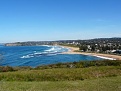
xmin=0 ymin=60 xmax=121 ymax=72
xmin=35 ymin=60 xmax=121 ymax=69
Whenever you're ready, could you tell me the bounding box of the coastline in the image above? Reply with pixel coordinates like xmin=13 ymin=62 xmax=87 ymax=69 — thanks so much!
xmin=60 ymin=45 xmax=121 ymax=60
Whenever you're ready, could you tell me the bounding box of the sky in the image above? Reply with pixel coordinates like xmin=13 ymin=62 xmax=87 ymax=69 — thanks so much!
xmin=0 ymin=0 xmax=121 ymax=43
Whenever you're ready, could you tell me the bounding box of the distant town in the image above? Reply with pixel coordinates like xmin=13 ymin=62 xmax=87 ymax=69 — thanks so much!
xmin=5 ymin=37 xmax=121 ymax=55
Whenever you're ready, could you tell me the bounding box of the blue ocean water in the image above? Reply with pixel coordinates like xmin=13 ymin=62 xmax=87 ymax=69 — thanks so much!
xmin=0 ymin=45 xmax=102 ymax=67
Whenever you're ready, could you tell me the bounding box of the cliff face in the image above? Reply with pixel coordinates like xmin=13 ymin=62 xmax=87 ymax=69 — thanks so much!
xmin=5 ymin=43 xmax=22 ymax=46
xmin=4 ymin=41 xmax=55 ymax=46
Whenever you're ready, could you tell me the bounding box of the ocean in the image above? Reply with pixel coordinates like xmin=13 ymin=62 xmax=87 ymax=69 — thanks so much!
xmin=0 ymin=45 xmax=103 ymax=67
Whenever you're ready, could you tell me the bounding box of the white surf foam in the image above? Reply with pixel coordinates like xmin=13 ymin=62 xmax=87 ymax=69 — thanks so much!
xmin=41 ymin=45 xmax=51 ymax=47
xmin=20 ymin=46 xmax=69 ymax=59
xmin=94 ymin=55 xmax=116 ymax=60
xmin=21 ymin=55 xmax=31 ymax=58
xmin=45 ymin=47 xmax=55 ymax=52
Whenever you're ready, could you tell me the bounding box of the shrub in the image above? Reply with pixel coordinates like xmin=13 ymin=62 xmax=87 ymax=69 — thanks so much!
xmin=1 ymin=66 xmax=14 ymax=72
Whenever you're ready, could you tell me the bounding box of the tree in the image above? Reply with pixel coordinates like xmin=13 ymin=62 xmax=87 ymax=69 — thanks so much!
xmin=91 ymin=45 xmax=95 ymax=51
xmin=118 ymin=46 xmax=121 ymax=50
xmin=102 ymin=46 xmax=110 ymax=52
xmin=79 ymin=45 xmax=88 ymax=52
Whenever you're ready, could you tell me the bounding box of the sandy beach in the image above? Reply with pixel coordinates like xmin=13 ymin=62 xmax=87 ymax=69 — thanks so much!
xmin=60 ymin=45 xmax=121 ymax=60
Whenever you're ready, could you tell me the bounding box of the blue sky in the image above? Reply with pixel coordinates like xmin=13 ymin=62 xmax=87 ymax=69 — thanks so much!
xmin=0 ymin=0 xmax=121 ymax=43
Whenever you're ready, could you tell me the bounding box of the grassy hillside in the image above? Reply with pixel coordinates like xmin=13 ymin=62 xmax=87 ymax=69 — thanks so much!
xmin=0 ymin=76 xmax=121 ymax=91
xmin=0 ymin=66 xmax=121 ymax=81
xmin=0 ymin=60 xmax=121 ymax=91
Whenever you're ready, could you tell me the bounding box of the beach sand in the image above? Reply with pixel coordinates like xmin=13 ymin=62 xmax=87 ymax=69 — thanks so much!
xmin=60 ymin=45 xmax=121 ymax=60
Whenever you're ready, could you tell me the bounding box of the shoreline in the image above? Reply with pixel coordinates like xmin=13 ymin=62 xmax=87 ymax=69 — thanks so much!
xmin=60 ymin=45 xmax=121 ymax=60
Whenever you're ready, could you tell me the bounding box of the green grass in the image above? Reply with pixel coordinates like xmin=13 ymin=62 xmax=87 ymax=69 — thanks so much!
xmin=0 ymin=66 xmax=121 ymax=81
xmin=0 ymin=76 xmax=121 ymax=91
xmin=0 ymin=60 xmax=121 ymax=90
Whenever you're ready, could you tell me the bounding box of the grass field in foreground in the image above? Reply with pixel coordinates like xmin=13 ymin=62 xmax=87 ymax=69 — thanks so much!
xmin=0 ymin=66 xmax=121 ymax=81
xmin=0 ymin=76 xmax=121 ymax=91
xmin=0 ymin=60 xmax=121 ymax=91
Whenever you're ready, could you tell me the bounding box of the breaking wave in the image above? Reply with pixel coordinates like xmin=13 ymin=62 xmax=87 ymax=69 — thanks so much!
xmin=20 ymin=46 xmax=68 ymax=59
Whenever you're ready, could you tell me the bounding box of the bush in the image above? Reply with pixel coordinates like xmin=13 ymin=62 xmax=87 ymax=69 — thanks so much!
xmin=0 ymin=66 xmax=14 ymax=72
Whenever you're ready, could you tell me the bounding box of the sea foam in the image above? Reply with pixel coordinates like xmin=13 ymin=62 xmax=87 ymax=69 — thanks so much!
xmin=20 ymin=46 xmax=68 ymax=59
xmin=94 ymin=55 xmax=116 ymax=60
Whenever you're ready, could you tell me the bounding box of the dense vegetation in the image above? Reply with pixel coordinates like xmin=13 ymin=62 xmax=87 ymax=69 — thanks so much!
xmin=35 ymin=60 xmax=121 ymax=69
xmin=0 ymin=60 xmax=121 ymax=72
xmin=0 ymin=60 xmax=121 ymax=81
